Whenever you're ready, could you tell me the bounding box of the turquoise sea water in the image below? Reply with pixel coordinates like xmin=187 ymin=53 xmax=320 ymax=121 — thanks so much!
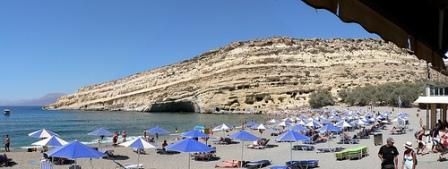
xmin=0 ymin=106 xmax=267 ymax=149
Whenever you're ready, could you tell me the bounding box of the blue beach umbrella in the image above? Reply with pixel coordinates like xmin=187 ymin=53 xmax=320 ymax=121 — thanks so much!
xmin=166 ymin=138 xmax=213 ymax=169
xmin=276 ymin=130 xmax=310 ymax=161
xmin=229 ymin=130 xmax=259 ymax=166
xmin=289 ymin=124 xmax=309 ymax=133
xmin=88 ymin=127 xmax=113 ymax=150
xmin=88 ymin=127 xmax=113 ymax=137
xmin=28 ymin=129 xmax=59 ymax=139
xmin=147 ymin=126 xmax=170 ymax=136
xmin=181 ymin=129 xmax=209 ymax=139
xmin=320 ymin=124 xmax=342 ymax=133
xmin=47 ymin=140 xmax=104 ymax=168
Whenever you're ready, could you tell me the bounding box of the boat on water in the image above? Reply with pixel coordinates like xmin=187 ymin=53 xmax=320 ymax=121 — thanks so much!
xmin=3 ymin=109 xmax=10 ymax=116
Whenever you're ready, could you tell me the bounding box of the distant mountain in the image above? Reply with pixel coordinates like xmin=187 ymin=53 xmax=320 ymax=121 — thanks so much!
xmin=0 ymin=93 xmax=65 ymax=106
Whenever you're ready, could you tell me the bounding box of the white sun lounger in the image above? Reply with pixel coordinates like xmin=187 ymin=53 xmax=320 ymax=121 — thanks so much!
xmin=124 ymin=164 xmax=143 ymax=169
xmin=40 ymin=159 xmax=53 ymax=169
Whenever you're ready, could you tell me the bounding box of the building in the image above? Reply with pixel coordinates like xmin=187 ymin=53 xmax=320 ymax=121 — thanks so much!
xmin=414 ymin=85 xmax=448 ymax=129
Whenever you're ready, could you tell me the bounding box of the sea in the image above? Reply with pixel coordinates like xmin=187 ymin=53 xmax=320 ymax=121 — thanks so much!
xmin=0 ymin=106 xmax=268 ymax=150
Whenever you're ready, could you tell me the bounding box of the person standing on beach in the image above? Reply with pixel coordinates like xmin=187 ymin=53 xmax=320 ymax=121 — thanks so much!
xmin=378 ymin=137 xmax=399 ymax=169
xmin=402 ymin=141 xmax=417 ymax=169
xmin=3 ymin=135 xmax=10 ymax=152
xmin=122 ymin=130 xmax=127 ymax=142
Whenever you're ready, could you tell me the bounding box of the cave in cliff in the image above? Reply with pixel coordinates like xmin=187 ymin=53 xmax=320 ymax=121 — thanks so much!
xmin=147 ymin=101 xmax=198 ymax=113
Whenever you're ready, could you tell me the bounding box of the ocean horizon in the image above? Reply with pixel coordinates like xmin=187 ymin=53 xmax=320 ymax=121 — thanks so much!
xmin=0 ymin=106 xmax=267 ymax=149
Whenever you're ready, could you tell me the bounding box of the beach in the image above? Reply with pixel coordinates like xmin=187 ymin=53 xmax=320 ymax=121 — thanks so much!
xmin=2 ymin=106 xmax=448 ymax=169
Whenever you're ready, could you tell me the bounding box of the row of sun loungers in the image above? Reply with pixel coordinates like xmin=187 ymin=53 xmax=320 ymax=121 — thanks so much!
xmin=215 ymin=160 xmax=271 ymax=168
xmin=335 ymin=146 xmax=368 ymax=160
xmin=271 ymin=160 xmax=319 ymax=169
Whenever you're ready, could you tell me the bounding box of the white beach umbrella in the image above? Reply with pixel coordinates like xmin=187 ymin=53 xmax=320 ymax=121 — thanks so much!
xmin=256 ymin=124 xmax=266 ymax=130
xmin=32 ymin=135 xmax=68 ymax=147
xmin=28 ymin=129 xmax=59 ymax=139
xmin=278 ymin=121 xmax=291 ymax=127
xmin=298 ymin=120 xmax=306 ymax=126
xmin=356 ymin=119 xmax=365 ymax=126
xmin=212 ymin=123 xmax=230 ymax=132
xmin=342 ymin=121 xmax=352 ymax=128
xmin=120 ymin=136 xmax=156 ymax=168
xmin=268 ymin=119 xmax=277 ymax=124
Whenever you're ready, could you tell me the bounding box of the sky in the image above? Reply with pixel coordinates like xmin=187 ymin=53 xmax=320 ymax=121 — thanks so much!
xmin=0 ymin=0 xmax=379 ymax=101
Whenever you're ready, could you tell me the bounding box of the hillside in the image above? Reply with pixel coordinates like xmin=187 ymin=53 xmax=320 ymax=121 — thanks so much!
xmin=45 ymin=37 xmax=447 ymax=113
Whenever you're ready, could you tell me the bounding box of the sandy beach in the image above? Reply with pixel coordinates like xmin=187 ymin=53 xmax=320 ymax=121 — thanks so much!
xmin=2 ymin=106 xmax=448 ymax=169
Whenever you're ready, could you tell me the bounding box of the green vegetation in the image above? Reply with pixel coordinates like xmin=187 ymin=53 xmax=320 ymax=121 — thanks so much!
xmin=309 ymin=89 xmax=335 ymax=108
xmin=338 ymin=80 xmax=448 ymax=107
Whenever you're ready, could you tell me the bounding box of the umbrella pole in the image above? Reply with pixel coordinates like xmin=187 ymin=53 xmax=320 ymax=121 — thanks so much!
xmin=241 ymin=141 xmax=244 ymax=167
xmin=137 ymin=150 xmax=140 ymax=168
xmin=290 ymin=142 xmax=292 ymax=162
xmin=188 ymin=153 xmax=191 ymax=169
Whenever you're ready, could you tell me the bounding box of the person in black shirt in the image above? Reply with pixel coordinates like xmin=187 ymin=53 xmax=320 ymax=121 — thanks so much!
xmin=378 ymin=137 xmax=399 ymax=169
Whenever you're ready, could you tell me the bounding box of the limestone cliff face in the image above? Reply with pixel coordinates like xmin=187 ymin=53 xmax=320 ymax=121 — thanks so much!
xmin=45 ymin=37 xmax=447 ymax=113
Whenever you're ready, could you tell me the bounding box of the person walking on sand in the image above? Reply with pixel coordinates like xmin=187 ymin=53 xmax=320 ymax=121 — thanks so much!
xmin=3 ymin=135 xmax=10 ymax=152
xmin=378 ymin=137 xmax=399 ymax=169
xmin=402 ymin=141 xmax=417 ymax=169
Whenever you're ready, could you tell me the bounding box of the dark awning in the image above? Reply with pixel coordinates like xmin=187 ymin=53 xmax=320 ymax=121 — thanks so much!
xmin=302 ymin=0 xmax=448 ymax=75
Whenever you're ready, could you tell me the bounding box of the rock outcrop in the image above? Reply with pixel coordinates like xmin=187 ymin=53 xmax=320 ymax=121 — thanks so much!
xmin=45 ymin=37 xmax=447 ymax=113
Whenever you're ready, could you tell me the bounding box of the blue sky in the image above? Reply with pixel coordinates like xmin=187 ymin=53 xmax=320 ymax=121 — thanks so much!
xmin=0 ymin=0 xmax=378 ymax=100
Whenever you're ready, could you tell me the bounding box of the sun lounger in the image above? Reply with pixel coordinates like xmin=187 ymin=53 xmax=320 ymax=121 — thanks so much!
xmin=0 ymin=154 xmax=12 ymax=167
xmin=244 ymin=160 xmax=271 ymax=169
xmin=124 ymin=164 xmax=143 ymax=169
xmin=286 ymin=160 xmax=319 ymax=169
xmin=156 ymin=148 xmax=180 ymax=155
xmin=68 ymin=165 xmax=81 ymax=169
xmin=335 ymin=146 xmax=368 ymax=160
xmin=193 ymin=153 xmax=218 ymax=161
xmin=292 ymin=145 xmax=314 ymax=151
xmin=316 ymin=147 xmax=344 ymax=153
xmin=132 ymin=148 xmax=145 ymax=154
xmin=215 ymin=160 xmax=241 ymax=168
xmin=40 ymin=159 xmax=53 ymax=169
xmin=270 ymin=166 xmax=290 ymax=169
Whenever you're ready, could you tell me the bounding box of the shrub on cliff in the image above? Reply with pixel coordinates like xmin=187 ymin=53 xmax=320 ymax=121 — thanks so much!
xmin=309 ymin=89 xmax=335 ymax=108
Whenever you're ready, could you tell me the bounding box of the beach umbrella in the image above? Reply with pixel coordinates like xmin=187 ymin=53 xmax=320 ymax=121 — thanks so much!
xmin=47 ymin=140 xmax=104 ymax=168
xmin=193 ymin=124 xmax=205 ymax=131
xmin=147 ymin=126 xmax=170 ymax=136
xmin=267 ymin=119 xmax=277 ymax=124
xmin=212 ymin=123 xmax=230 ymax=132
xmin=88 ymin=127 xmax=113 ymax=150
xmin=32 ymin=135 xmax=68 ymax=147
xmin=289 ymin=124 xmax=308 ymax=133
xmin=320 ymin=124 xmax=342 ymax=133
xmin=278 ymin=121 xmax=291 ymax=127
xmin=28 ymin=129 xmax=59 ymax=139
xmin=88 ymin=127 xmax=113 ymax=137
xmin=297 ymin=120 xmax=306 ymax=126
xmin=276 ymin=130 xmax=310 ymax=161
xmin=306 ymin=120 xmax=321 ymax=128
xmin=181 ymin=129 xmax=209 ymax=138
xmin=256 ymin=124 xmax=266 ymax=130
xmin=166 ymin=138 xmax=213 ymax=169
xmin=120 ymin=136 xmax=156 ymax=168
xmin=229 ymin=130 xmax=259 ymax=167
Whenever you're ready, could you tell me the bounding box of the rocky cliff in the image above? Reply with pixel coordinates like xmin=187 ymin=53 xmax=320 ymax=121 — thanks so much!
xmin=45 ymin=37 xmax=447 ymax=113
